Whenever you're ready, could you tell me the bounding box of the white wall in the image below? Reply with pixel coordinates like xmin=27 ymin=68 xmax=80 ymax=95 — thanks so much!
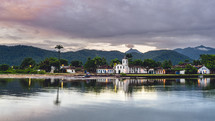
xmin=67 ymin=69 xmax=75 ymax=73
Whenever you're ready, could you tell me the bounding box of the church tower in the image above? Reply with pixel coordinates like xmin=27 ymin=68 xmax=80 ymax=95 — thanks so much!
xmin=122 ymin=58 xmax=128 ymax=66
xmin=122 ymin=57 xmax=129 ymax=73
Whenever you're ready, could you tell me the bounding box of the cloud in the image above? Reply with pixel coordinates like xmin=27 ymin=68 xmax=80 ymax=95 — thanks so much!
xmin=125 ymin=44 xmax=134 ymax=48
xmin=1 ymin=0 xmax=215 ymax=51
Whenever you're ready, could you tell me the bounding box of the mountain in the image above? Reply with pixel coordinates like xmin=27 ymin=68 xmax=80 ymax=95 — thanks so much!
xmin=132 ymin=50 xmax=192 ymax=64
xmin=0 ymin=45 xmax=191 ymax=65
xmin=0 ymin=45 xmax=124 ymax=66
xmin=125 ymin=48 xmax=142 ymax=54
xmin=174 ymin=45 xmax=215 ymax=60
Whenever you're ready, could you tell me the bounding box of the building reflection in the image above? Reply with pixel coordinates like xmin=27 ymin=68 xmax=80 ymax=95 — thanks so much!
xmin=198 ymin=78 xmax=210 ymax=87
xmin=1 ymin=77 xmax=215 ymax=101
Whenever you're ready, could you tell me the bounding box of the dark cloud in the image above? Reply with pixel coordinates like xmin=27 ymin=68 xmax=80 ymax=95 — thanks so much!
xmin=1 ymin=0 xmax=215 ymax=50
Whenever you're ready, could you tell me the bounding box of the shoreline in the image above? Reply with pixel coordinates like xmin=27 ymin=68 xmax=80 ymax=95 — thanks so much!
xmin=0 ymin=74 xmax=215 ymax=79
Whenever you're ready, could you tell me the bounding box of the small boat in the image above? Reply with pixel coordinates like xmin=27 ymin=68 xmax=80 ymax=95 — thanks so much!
xmin=83 ymin=72 xmax=91 ymax=78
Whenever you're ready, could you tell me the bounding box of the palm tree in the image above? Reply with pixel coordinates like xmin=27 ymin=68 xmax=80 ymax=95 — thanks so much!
xmin=55 ymin=45 xmax=63 ymax=72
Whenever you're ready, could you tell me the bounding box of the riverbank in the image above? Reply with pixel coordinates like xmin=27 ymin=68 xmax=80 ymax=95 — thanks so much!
xmin=1 ymin=73 xmax=215 ymax=79
xmin=0 ymin=73 xmax=116 ymax=80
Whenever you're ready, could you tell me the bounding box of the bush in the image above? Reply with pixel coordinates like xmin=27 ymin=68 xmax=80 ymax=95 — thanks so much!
xmin=120 ymin=73 xmax=127 ymax=76
xmin=0 ymin=64 xmax=10 ymax=71
xmin=38 ymin=70 xmax=46 ymax=74
xmin=15 ymin=69 xmax=26 ymax=73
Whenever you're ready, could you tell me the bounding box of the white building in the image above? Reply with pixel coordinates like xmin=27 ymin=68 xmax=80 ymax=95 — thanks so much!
xmin=129 ymin=66 xmax=147 ymax=73
xmin=175 ymin=70 xmax=185 ymax=74
xmin=60 ymin=66 xmax=76 ymax=73
xmin=97 ymin=66 xmax=114 ymax=74
xmin=115 ymin=58 xmax=129 ymax=74
xmin=66 ymin=68 xmax=76 ymax=73
xmin=114 ymin=58 xmax=152 ymax=74
xmin=198 ymin=66 xmax=210 ymax=74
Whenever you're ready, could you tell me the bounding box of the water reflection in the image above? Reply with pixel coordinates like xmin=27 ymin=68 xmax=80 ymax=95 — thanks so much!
xmin=1 ymin=78 xmax=215 ymax=121
xmin=1 ymin=78 xmax=215 ymax=97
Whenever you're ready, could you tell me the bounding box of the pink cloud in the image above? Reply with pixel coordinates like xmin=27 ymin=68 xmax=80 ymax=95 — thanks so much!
xmin=0 ymin=0 xmax=63 ymax=21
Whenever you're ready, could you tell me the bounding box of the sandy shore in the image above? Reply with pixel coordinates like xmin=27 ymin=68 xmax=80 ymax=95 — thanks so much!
xmin=0 ymin=74 xmax=117 ymax=80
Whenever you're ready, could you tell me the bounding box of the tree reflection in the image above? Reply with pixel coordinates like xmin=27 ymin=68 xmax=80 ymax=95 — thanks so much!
xmin=54 ymin=86 xmax=61 ymax=106
xmin=54 ymin=79 xmax=61 ymax=106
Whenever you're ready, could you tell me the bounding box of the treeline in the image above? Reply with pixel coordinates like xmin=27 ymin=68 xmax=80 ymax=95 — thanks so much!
xmin=1 ymin=54 xmax=215 ymax=74
xmin=0 ymin=57 xmax=83 ymax=74
xmin=83 ymin=54 xmax=172 ymax=72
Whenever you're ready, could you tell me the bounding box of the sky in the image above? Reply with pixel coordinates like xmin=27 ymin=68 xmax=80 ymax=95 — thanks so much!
xmin=0 ymin=0 xmax=215 ymax=53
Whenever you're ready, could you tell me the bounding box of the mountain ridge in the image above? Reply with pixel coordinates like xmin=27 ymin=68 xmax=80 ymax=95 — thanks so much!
xmin=0 ymin=45 xmax=191 ymax=65
xmin=174 ymin=45 xmax=215 ymax=60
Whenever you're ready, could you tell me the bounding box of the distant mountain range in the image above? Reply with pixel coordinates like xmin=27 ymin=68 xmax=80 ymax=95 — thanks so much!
xmin=126 ymin=48 xmax=142 ymax=54
xmin=0 ymin=45 xmax=192 ymax=66
xmin=174 ymin=45 xmax=215 ymax=60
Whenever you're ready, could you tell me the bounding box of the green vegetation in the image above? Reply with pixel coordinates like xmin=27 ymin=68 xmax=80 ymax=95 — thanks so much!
xmin=20 ymin=58 xmax=36 ymax=69
xmin=185 ymin=65 xmax=198 ymax=74
xmin=38 ymin=57 xmax=59 ymax=72
xmin=200 ymin=54 xmax=215 ymax=70
xmin=1 ymin=45 xmax=215 ymax=75
xmin=162 ymin=60 xmax=172 ymax=69
xmin=84 ymin=57 xmax=107 ymax=72
xmin=0 ymin=64 xmax=10 ymax=71
xmin=109 ymin=58 xmax=120 ymax=67
xmin=71 ymin=60 xmax=83 ymax=67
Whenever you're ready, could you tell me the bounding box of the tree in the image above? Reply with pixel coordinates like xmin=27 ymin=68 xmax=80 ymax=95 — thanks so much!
xmin=20 ymin=58 xmax=36 ymax=69
xmin=125 ymin=53 xmax=133 ymax=59
xmin=84 ymin=57 xmax=107 ymax=72
xmin=0 ymin=64 xmax=10 ymax=71
xmin=110 ymin=58 xmax=120 ymax=67
xmin=39 ymin=58 xmax=59 ymax=72
xmin=55 ymin=45 xmax=63 ymax=72
xmin=193 ymin=60 xmax=201 ymax=66
xmin=185 ymin=64 xmax=197 ymax=74
xmin=71 ymin=60 xmax=83 ymax=67
xmin=93 ymin=56 xmax=107 ymax=66
xmin=184 ymin=59 xmax=190 ymax=63
xmin=200 ymin=54 xmax=215 ymax=69
xmin=84 ymin=57 xmax=96 ymax=72
xmin=162 ymin=60 xmax=172 ymax=69
xmin=143 ymin=59 xmax=159 ymax=68
xmin=132 ymin=59 xmax=143 ymax=66
xmin=178 ymin=61 xmax=184 ymax=65
xmin=60 ymin=59 xmax=68 ymax=66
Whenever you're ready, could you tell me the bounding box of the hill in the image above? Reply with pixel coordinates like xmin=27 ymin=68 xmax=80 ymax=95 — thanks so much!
xmin=131 ymin=50 xmax=192 ymax=64
xmin=174 ymin=45 xmax=215 ymax=60
xmin=0 ymin=45 xmax=191 ymax=65
xmin=125 ymin=48 xmax=142 ymax=54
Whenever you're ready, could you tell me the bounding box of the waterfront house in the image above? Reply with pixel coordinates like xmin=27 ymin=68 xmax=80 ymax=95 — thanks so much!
xmin=198 ymin=66 xmax=210 ymax=74
xmin=60 ymin=66 xmax=76 ymax=73
xmin=148 ymin=68 xmax=155 ymax=74
xmin=97 ymin=66 xmax=114 ymax=74
xmin=175 ymin=70 xmax=185 ymax=74
xmin=129 ymin=66 xmax=147 ymax=74
xmin=155 ymin=68 xmax=166 ymax=74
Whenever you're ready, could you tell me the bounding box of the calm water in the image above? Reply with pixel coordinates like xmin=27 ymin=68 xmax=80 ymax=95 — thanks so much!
xmin=1 ymin=78 xmax=215 ymax=121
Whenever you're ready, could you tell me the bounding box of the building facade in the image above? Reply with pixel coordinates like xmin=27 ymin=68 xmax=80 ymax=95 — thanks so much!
xmin=198 ymin=66 xmax=210 ymax=74
xmin=97 ymin=66 xmax=114 ymax=74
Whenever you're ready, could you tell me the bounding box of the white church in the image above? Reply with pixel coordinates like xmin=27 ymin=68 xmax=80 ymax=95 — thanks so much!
xmin=114 ymin=58 xmax=152 ymax=74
